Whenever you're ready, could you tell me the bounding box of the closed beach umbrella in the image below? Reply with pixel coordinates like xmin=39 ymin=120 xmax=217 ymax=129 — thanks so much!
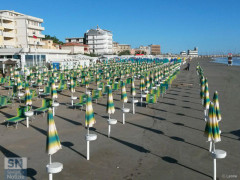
xmin=37 ymin=74 xmax=42 ymax=86
xmin=25 ymin=84 xmax=32 ymax=106
xmin=204 ymin=102 xmax=221 ymax=150
xmin=85 ymin=74 xmax=89 ymax=88
xmin=213 ymin=91 xmax=222 ymax=121
xmin=145 ymin=76 xmax=150 ymax=90
xmin=121 ymin=82 xmax=128 ymax=104
xmin=140 ymin=75 xmax=145 ymax=91
xmin=200 ymin=76 xmax=205 ymax=104
xmin=17 ymin=75 xmax=22 ymax=91
xmin=46 ymin=108 xmax=62 ymax=155
xmin=107 ymin=87 xmax=115 ymax=116
xmin=85 ymin=94 xmax=96 ymax=128
xmin=51 ymin=82 xmax=58 ymax=99
xmin=70 ymin=76 xmax=75 ymax=94
xmin=203 ymin=78 xmax=210 ymax=110
xmin=131 ymin=78 xmax=136 ymax=97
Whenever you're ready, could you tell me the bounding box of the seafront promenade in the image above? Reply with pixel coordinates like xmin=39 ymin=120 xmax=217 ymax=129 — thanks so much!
xmin=0 ymin=58 xmax=239 ymax=179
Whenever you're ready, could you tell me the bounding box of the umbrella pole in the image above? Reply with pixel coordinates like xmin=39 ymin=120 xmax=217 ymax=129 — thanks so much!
xmin=133 ymin=96 xmax=135 ymax=114
xmin=87 ymin=127 xmax=90 ymax=160
xmin=209 ymin=141 xmax=212 ymax=152
xmin=141 ymin=90 xmax=142 ymax=106
xmin=49 ymin=155 xmax=53 ymax=180
xmin=213 ymin=158 xmax=216 ymax=180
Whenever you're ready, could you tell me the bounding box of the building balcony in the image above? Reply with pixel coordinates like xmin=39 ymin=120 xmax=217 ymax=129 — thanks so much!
xmin=3 ymin=32 xmax=15 ymax=38
xmin=28 ymin=32 xmax=45 ymax=38
xmin=2 ymin=23 xmax=15 ymax=29
xmin=28 ymin=41 xmax=45 ymax=46
xmin=3 ymin=41 xmax=15 ymax=46
xmin=27 ymin=24 xmax=45 ymax=31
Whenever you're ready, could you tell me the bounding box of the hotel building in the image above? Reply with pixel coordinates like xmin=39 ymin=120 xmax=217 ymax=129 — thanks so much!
xmin=0 ymin=10 xmax=45 ymax=49
xmin=84 ymin=26 xmax=113 ymax=55
xmin=188 ymin=47 xmax=198 ymax=57
xmin=113 ymin=42 xmax=131 ymax=54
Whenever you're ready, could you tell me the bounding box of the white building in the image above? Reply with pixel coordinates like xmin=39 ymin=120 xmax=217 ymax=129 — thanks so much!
xmin=85 ymin=26 xmax=113 ymax=55
xmin=0 ymin=10 xmax=45 ymax=49
xmin=65 ymin=37 xmax=84 ymax=44
xmin=180 ymin=51 xmax=187 ymax=56
xmin=188 ymin=47 xmax=198 ymax=57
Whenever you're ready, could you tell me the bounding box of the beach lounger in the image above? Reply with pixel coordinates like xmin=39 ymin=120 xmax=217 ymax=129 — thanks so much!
xmin=35 ymin=99 xmax=51 ymax=116
xmin=146 ymin=94 xmax=157 ymax=107
xmin=5 ymin=106 xmax=29 ymax=128
xmin=74 ymin=94 xmax=87 ymax=110
xmin=40 ymin=86 xmax=51 ymax=97
xmin=92 ymin=90 xmax=102 ymax=103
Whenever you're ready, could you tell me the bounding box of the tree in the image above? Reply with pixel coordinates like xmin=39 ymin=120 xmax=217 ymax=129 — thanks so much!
xmin=43 ymin=35 xmax=64 ymax=45
xmin=118 ymin=50 xmax=131 ymax=56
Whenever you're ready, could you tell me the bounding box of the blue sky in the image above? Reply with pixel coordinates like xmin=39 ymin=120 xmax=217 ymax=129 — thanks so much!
xmin=2 ymin=0 xmax=240 ymax=54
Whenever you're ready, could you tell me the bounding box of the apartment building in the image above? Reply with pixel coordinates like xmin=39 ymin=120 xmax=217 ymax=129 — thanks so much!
xmin=188 ymin=47 xmax=198 ymax=57
xmin=149 ymin=45 xmax=161 ymax=55
xmin=61 ymin=42 xmax=89 ymax=54
xmin=65 ymin=37 xmax=84 ymax=44
xmin=0 ymin=10 xmax=45 ymax=49
xmin=84 ymin=26 xmax=113 ymax=55
xmin=42 ymin=39 xmax=60 ymax=49
xmin=113 ymin=42 xmax=131 ymax=54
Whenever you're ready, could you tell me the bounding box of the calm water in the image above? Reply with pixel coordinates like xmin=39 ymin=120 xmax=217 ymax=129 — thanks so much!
xmin=212 ymin=57 xmax=240 ymax=66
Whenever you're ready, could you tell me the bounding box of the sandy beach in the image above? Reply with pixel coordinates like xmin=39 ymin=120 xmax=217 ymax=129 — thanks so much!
xmin=0 ymin=57 xmax=239 ymax=180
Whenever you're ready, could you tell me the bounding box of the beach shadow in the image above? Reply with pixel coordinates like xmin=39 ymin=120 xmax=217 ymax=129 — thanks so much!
xmin=230 ymin=130 xmax=240 ymax=140
xmin=170 ymin=136 xmax=208 ymax=151
xmin=55 ymin=115 xmax=81 ymax=126
xmin=0 ymin=145 xmax=20 ymax=157
xmin=175 ymin=113 xmax=203 ymax=121
xmin=30 ymin=124 xmax=47 ymax=136
xmin=111 ymin=136 xmax=150 ymax=153
xmin=182 ymin=106 xmax=202 ymax=112
xmin=27 ymin=168 xmax=37 ymax=180
xmin=127 ymin=121 xmax=164 ymax=135
xmin=62 ymin=141 xmax=86 ymax=159
xmin=163 ymin=97 xmax=177 ymax=101
xmin=0 ymin=110 xmax=14 ymax=119
xmin=136 ymin=111 xmax=166 ymax=121
xmin=161 ymin=102 xmax=176 ymax=106
xmin=161 ymin=156 xmax=212 ymax=179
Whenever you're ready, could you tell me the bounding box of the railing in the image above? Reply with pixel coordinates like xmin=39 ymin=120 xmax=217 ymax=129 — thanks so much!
xmin=27 ymin=24 xmax=45 ymax=31
xmin=2 ymin=23 xmax=14 ymax=29
xmin=3 ymin=32 xmax=15 ymax=37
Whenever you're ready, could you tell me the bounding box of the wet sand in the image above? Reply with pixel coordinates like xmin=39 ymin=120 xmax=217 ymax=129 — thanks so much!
xmin=0 ymin=58 xmax=239 ymax=180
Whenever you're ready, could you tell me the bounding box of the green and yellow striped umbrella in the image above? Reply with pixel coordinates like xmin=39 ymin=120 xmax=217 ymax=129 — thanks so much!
xmin=85 ymin=74 xmax=89 ymax=88
xmin=46 ymin=108 xmax=62 ymax=155
xmin=200 ymin=76 xmax=205 ymax=100
xmin=140 ymin=75 xmax=145 ymax=91
xmin=121 ymin=82 xmax=128 ymax=103
xmin=203 ymin=78 xmax=210 ymax=110
xmin=17 ymin=75 xmax=22 ymax=91
xmin=85 ymin=94 xmax=96 ymax=127
xmin=145 ymin=76 xmax=150 ymax=89
xmin=37 ymin=74 xmax=42 ymax=86
xmin=51 ymin=82 xmax=58 ymax=99
xmin=213 ymin=91 xmax=222 ymax=121
xmin=131 ymin=77 xmax=136 ymax=96
xmin=70 ymin=76 xmax=75 ymax=93
xmin=25 ymin=84 xmax=32 ymax=106
xmin=204 ymin=102 xmax=221 ymax=143
xmin=107 ymin=87 xmax=115 ymax=114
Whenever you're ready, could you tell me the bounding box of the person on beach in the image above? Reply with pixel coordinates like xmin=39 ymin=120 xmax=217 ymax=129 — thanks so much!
xmin=187 ymin=63 xmax=190 ymax=71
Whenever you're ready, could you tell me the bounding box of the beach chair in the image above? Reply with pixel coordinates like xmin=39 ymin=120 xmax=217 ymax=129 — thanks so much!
xmin=151 ymin=88 xmax=160 ymax=98
xmin=35 ymin=98 xmax=52 ymax=116
xmin=40 ymin=86 xmax=51 ymax=97
xmin=126 ymin=78 xmax=132 ymax=86
xmin=0 ymin=96 xmax=12 ymax=108
xmin=74 ymin=94 xmax=87 ymax=110
xmin=160 ymin=85 xmax=166 ymax=97
xmin=4 ymin=80 xmax=14 ymax=89
xmin=0 ymin=77 xmax=5 ymax=85
xmin=92 ymin=89 xmax=102 ymax=103
xmin=5 ymin=106 xmax=29 ymax=128
xmin=111 ymin=83 xmax=119 ymax=93
xmin=146 ymin=94 xmax=157 ymax=108
xmin=102 ymin=85 xmax=109 ymax=96
xmin=57 ymin=81 xmax=67 ymax=92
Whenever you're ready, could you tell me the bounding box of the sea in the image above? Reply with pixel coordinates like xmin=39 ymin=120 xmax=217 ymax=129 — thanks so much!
xmin=211 ymin=57 xmax=240 ymax=66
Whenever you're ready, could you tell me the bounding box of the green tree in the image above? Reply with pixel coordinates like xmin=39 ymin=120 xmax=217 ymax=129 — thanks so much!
xmin=118 ymin=50 xmax=131 ymax=56
xmin=43 ymin=35 xmax=64 ymax=45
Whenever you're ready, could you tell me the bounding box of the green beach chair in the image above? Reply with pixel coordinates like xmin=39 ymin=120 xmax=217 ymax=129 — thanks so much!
xmin=92 ymin=89 xmax=102 ymax=103
xmin=35 ymin=98 xmax=52 ymax=116
xmin=40 ymin=86 xmax=51 ymax=96
xmin=146 ymin=94 xmax=157 ymax=107
xmin=5 ymin=106 xmax=29 ymax=128
xmin=74 ymin=94 xmax=87 ymax=110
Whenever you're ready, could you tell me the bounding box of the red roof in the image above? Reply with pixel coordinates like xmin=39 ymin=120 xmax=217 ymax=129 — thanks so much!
xmin=62 ymin=42 xmax=88 ymax=47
